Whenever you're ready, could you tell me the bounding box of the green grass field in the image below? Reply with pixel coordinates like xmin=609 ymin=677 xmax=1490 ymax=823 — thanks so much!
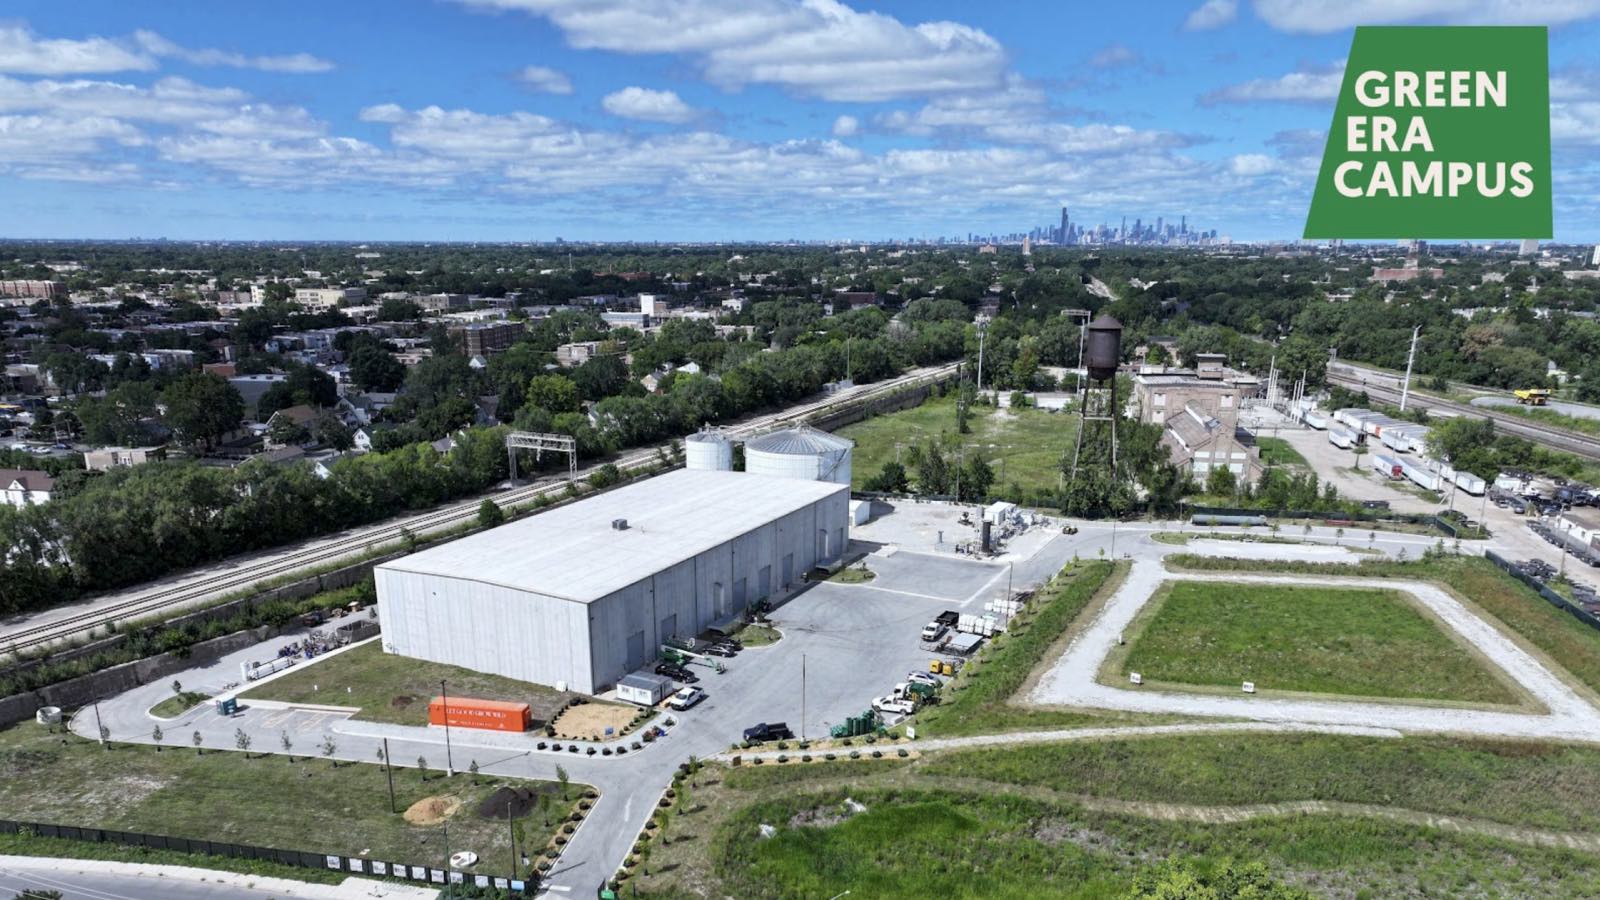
xmin=1159 ymin=555 xmax=1600 ymax=699
xmin=1256 ymin=436 xmax=1308 ymax=467
xmin=0 ymin=722 xmax=572 ymax=877
xmin=241 ymin=641 xmax=578 ymax=726
xmin=838 ymin=393 xmax=1078 ymax=497
xmin=922 ymin=732 xmax=1600 ymax=831
xmin=632 ymin=770 xmax=1600 ymax=899
xmin=1118 ymin=581 xmax=1518 ymax=704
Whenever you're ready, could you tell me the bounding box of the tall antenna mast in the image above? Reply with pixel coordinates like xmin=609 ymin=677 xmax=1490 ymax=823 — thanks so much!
xmin=1399 ymin=326 xmax=1421 ymax=412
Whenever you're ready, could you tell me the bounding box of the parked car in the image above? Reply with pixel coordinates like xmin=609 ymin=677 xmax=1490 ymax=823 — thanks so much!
xmin=667 ymin=686 xmax=705 ymax=710
xmin=655 ymin=663 xmax=698 ymax=683
xmin=920 ymin=621 xmax=948 ymax=642
xmin=906 ymin=671 xmax=941 ymax=687
xmin=742 ymin=722 xmax=793 ymax=743
xmin=871 ymin=695 xmax=914 ymax=715
xmin=703 ymin=644 xmax=737 ymax=658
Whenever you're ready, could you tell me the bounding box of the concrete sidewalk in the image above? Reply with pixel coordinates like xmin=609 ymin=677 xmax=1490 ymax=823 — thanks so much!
xmin=0 ymin=854 xmax=439 ymax=899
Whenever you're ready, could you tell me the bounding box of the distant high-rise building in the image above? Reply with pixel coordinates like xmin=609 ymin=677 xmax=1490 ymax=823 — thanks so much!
xmin=1180 ymin=215 xmax=1187 ymax=235
xmin=1059 ymin=206 xmax=1070 ymax=245
xmin=1519 ymin=238 xmax=1539 ymax=257
xmin=1591 ymin=244 xmax=1600 ymax=267
xmin=1120 ymin=216 xmax=1126 ymax=240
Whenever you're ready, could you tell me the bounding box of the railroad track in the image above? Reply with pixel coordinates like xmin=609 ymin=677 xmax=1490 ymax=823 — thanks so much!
xmin=1 ymin=364 xmax=956 ymax=654
xmin=1327 ymin=370 xmax=1600 ymax=461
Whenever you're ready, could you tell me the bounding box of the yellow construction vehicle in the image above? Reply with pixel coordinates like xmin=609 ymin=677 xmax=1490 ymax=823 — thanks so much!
xmin=1514 ymin=388 xmax=1551 ymax=406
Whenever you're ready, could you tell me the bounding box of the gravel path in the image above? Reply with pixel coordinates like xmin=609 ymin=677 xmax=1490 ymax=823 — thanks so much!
xmin=1027 ymin=561 xmax=1600 ymax=744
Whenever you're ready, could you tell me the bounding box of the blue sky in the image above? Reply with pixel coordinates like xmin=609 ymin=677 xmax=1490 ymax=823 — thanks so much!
xmin=2 ymin=0 xmax=1599 ymax=242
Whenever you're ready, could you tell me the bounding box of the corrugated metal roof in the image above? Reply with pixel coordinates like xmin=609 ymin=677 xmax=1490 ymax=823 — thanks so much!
xmin=745 ymin=426 xmax=853 ymax=455
xmin=619 ymin=672 xmax=673 ymax=690
xmin=377 ymin=468 xmax=846 ymax=604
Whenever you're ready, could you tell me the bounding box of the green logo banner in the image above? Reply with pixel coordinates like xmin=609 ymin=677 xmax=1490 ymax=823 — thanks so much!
xmin=1303 ymin=26 xmax=1552 ymax=240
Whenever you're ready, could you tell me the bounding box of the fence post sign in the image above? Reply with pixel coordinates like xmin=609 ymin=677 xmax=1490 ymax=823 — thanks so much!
xmin=1304 ymin=26 xmax=1551 ymax=239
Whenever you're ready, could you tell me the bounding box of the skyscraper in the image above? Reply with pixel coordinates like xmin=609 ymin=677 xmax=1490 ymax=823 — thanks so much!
xmin=1059 ymin=206 xmax=1070 ymax=245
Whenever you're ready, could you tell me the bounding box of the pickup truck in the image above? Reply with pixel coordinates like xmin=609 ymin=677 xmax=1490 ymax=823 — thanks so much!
xmin=871 ymin=695 xmax=914 ymax=716
xmin=934 ymin=610 xmax=960 ymax=628
xmin=742 ymin=722 xmax=793 ymax=743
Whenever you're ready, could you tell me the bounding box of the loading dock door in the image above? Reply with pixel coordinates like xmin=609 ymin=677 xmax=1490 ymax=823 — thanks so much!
xmin=660 ymin=613 xmax=677 ymax=643
xmin=782 ymin=554 xmax=794 ymax=587
xmin=626 ymin=630 xmax=646 ymax=669
xmin=733 ymin=577 xmax=748 ymax=612
xmin=758 ymin=565 xmax=771 ymax=600
xmin=817 ymin=528 xmax=829 ymax=560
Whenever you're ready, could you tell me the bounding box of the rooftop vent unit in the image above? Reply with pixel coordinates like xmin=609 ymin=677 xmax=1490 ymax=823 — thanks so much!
xmin=611 ymin=518 xmax=629 ymax=531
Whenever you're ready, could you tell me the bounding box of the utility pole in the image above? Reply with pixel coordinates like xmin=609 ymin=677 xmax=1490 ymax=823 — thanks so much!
xmin=800 ymin=653 xmax=807 ymax=742
xmin=975 ymin=322 xmax=988 ymax=399
xmin=383 ymin=738 xmax=396 ymax=813
xmin=440 ymin=679 xmax=455 ymax=776
xmin=1399 ymin=326 xmax=1421 ymax=412
xmin=93 ymin=701 xmax=105 ymax=746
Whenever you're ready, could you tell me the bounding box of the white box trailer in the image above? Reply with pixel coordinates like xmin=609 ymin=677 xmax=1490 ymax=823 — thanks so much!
xmin=1399 ymin=458 xmax=1442 ymax=491
xmin=1301 ymin=410 xmax=1328 ymax=430
xmin=1381 ymin=425 xmax=1429 ymax=453
xmin=1452 ymin=470 xmax=1487 ymax=495
xmin=1329 ymin=427 xmax=1356 ymax=450
xmin=1369 ymin=454 xmax=1404 ymax=478
xmin=617 ymin=672 xmax=673 ymax=707
xmin=1333 ymin=408 xmax=1368 ymax=428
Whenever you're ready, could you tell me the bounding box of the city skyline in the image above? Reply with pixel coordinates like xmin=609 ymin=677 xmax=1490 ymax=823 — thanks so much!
xmin=2 ymin=1 xmax=1600 ymax=242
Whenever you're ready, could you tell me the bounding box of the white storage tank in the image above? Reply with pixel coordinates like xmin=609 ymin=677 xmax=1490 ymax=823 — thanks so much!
xmin=744 ymin=425 xmax=853 ymax=485
xmin=684 ymin=426 xmax=734 ymax=472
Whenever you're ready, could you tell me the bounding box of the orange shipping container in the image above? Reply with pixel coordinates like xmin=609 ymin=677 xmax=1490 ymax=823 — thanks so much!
xmin=427 ymin=697 xmax=532 ymax=733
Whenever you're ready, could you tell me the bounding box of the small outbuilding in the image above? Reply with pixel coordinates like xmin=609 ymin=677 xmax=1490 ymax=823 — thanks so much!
xmin=617 ymin=672 xmax=673 ymax=707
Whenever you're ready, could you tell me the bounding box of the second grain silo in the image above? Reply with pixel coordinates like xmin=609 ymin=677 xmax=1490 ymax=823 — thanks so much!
xmin=744 ymin=425 xmax=854 ymax=485
xmin=684 ymin=426 xmax=735 ymax=472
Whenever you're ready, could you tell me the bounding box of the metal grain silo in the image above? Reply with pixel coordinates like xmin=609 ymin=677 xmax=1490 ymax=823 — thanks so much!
xmin=684 ymin=426 xmax=734 ymax=472
xmin=744 ymin=426 xmax=854 ymax=485
xmin=1085 ymin=314 xmax=1123 ymax=381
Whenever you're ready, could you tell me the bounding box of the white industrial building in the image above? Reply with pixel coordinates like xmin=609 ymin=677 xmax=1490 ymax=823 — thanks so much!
xmin=375 ymin=468 xmax=851 ymax=694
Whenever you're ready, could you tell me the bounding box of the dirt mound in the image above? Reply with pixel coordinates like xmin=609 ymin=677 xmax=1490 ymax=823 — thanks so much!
xmin=390 ymin=695 xmax=416 ymax=709
xmin=476 ymin=784 xmax=559 ymax=820
xmin=403 ymin=795 xmax=461 ymax=826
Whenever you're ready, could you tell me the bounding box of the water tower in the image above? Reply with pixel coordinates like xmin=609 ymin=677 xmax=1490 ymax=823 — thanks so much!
xmin=1069 ymin=314 xmax=1123 ymax=479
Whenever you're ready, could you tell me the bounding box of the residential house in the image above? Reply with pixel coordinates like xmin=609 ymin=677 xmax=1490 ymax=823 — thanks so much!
xmin=0 ymin=468 xmax=53 ymax=506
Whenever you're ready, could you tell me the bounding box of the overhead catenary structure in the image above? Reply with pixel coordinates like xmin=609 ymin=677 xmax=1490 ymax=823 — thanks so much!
xmin=375 ymin=469 xmax=850 ymax=694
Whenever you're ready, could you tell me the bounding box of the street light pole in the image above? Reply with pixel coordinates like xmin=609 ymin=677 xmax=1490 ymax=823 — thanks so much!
xmin=801 ymin=653 xmax=807 ymax=742
xmin=93 ymin=700 xmax=105 ymax=746
xmin=440 ymin=679 xmax=455 ymax=776
xmin=383 ymin=737 xmax=396 ymax=813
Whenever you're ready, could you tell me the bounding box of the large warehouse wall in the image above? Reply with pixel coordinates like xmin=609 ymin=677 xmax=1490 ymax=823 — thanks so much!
xmin=586 ymin=487 xmax=849 ymax=692
xmin=375 ymin=568 xmax=595 ymax=692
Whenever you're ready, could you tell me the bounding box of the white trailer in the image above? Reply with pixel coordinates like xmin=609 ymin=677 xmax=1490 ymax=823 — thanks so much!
xmin=1452 ymin=470 xmax=1487 ymax=496
xmin=1329 ymin=427 xmax=1356 ymax=450
xmin=1302 ymin=410 xmax=1328 ymax=430
xmin=1399 ymin=458 xmax=1442 ymax=491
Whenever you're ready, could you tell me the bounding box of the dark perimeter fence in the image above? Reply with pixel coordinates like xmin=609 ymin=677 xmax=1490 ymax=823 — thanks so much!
xmin=1485 ymin=550 xmax=1600 ymax=633
xmin=0 ymin=818 xmax=535 ymax=894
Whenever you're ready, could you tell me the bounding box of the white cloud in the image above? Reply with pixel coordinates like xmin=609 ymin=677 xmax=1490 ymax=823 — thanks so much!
xmin=516 ymin=65 xmax=572 ymax=94
xmin=1202 ymin=62 xmax=1344 ymax=104
xmin=831 ymin=115 xmax=859 ymax=137
xmin=0 ymin=114 xmax=142 ymax=163
xmin=453 ymin=0 xmax=1008 ymax=101
xmin=1251 ymin=0 xmax=1600 ymax=33
xmin=0 ymin=24 xmax=154 ymax=75
xmin=1184 ymin=0 xmax=1239 ymax=30
xmin=131 ymin=31 xmax=333 ymax=74
xmin=1552 ymin=101 xmax=1600 ymax=145
xmin=1088 ymin=44 xmax=1139 ymax=68
xmin=601 ymin=87 xmax=697 ymax=124
xmin=1228 ymin=153 xmax=1278 ymax=176
xmin=0 ymin=24 xmax=331 ymax=76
